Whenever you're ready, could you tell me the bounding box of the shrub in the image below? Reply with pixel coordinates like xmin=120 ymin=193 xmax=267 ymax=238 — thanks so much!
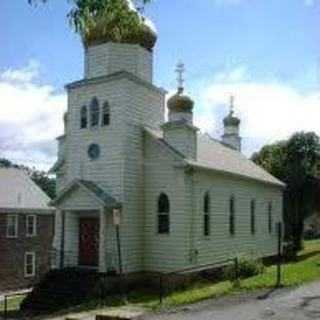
xmin=282 ymin=242 xmax=298 ymax=261
xmin=224 ymin=258 xmax=265 ymax=280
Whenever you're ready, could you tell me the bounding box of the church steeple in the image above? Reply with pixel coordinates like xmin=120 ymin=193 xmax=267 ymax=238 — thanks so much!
xmin=167 ymin=62 xmax=194 ymax=124
xmin=222 ymin=95 xmax=242 ymax=152
xmin=162 ymin=63 xmax=198 ymax=159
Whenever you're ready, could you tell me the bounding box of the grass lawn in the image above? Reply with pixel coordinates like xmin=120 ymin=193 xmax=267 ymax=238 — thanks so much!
xmin=1 ymin=240 xmax=320 ymax=318
xmin=0 ymin=295 xmax=26 ymax=317
xmin=158 ymin=239 xmax=320 ymax=308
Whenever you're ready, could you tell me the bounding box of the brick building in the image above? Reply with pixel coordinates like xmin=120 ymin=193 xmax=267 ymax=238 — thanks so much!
xmin=0 ymin=168 xmax=54 ymax=291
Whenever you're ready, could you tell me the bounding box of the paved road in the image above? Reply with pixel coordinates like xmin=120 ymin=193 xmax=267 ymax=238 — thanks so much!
xmin=149 ymin=282 xmax=320 ymax=320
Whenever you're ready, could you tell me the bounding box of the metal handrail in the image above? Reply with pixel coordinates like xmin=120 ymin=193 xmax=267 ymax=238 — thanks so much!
xmin=159 ymin=257 xmax=238 ymax=304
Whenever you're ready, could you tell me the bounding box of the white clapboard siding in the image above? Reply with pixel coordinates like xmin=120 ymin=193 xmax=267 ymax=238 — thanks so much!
xmin=193 ymin=170 xmax=283 ymax=266
xmin=53 ymin=41 xmax=284 ymax=275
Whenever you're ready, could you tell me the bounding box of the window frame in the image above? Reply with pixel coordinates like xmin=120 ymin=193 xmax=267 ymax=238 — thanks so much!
xmin=157 ymin=193 xmax=170 ymax=235
xmin=203 ymin=192 xmax=210 ymax=237
xmin=24 ymin=252 xmax=36 ymax=278
xmin=26 ymin=215 xmax=37 ymax=237
xmin=268 ymin=202 xmax=273 ymax=234
xmin=90 ymin=97 xmax=100 ymax=127
xmin=250 ymin=199 xmax=256 ymax=235
xmin=102 ymin=101 xmax=110 ymax=126
xmin=229 ymin=195 xmax=235 ymax=236
xmin=80 ymin=105 xmax=88 ymax=129
xmin=6 ymin=214 xmax=18 ymax=238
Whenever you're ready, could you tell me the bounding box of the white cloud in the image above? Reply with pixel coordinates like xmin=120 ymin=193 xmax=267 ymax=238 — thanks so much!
xmin=194 ymin=66 xmax=320 ymax=156
xmin=1 ymin=60 xmax=41 ymax=83
xmin=0 ymin=61 xmax=67 ymax=170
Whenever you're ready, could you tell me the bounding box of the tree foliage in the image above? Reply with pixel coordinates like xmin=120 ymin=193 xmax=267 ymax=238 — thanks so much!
xmin=252 ymin=132 xmax=320 ymax=251
xmin=0 ymin=158 xmax=56 ymax=199
xmin=28 ymin=0 xmax=155 ymax=47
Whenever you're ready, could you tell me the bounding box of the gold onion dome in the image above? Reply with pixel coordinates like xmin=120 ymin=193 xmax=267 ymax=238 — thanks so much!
xmin=223 ymin=96 xmax=240 ymax=126
xmin=167 ymin=87 xmax=194 ymax=113
xmin=223 ymin=111 xmax=240 ymax=126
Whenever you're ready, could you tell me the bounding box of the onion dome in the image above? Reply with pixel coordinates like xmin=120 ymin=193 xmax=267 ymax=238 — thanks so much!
xmin=223 ymin=111 xmax=240 ymax=126
xmin=124 ymin=20 xmax=157 ymax=51
xmin=167 ymin=87 xmax=194 ymax=113
xmin=83 ymin=0 xmax=157 ymax=51
xmin=223 ymin=95 xmax=240 ymax=126
xmin=167 ymin=62 xmax=194 ymax=113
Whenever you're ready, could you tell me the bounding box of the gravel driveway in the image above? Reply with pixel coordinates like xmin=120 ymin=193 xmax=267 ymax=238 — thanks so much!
xmin=149 ymin=282 xmax=320 ymax=320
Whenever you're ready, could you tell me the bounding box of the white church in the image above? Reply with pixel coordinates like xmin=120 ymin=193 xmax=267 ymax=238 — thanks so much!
xmin=50 ymin=12 xmax=284 ymax=275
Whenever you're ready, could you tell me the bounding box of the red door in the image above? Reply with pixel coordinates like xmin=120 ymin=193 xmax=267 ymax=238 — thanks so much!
xmin=79 ymin=218 xmax=99 ymax=267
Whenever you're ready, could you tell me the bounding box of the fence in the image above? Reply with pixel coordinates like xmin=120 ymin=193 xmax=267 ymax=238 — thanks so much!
xmin=1 ymin=223 xmax=289 ymax=317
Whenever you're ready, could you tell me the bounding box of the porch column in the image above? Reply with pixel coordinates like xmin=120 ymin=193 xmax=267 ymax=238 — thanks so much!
xmin=52 ymin=209 xmax=61 ymax=269
xmin=60 ymin=210 xmax=66 ymax=269
xmin=99 ymin=207 xmax=107 ymax=273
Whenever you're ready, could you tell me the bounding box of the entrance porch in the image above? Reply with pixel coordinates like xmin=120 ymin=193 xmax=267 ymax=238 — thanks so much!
xmin=50 ymin=179 xmax=121 ymax=273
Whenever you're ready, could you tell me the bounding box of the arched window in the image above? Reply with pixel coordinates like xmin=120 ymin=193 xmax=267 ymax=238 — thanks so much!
xmin=80 ymin=105 xmax=87 ymax=129
xmin=229 ymin=196 xmax=235 ymax=235
xmin=90 ymin=97 xmax=100 ymax=127
xmin=102 ymin=101 xmax=110 ymax=126
xmin=268 ymin=202 xmax=273 ymax=234
xmin=158 ymin=193 xmax=170 ymax=234
xmin=250 ymin=199 xmax=256 ymax=235
xmin=203 ymin=192 xmax=210 ymax=236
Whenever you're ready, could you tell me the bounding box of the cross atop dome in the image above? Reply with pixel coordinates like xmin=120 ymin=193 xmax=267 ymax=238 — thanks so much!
xmin=229 ymin=94 xmax=235 ymax=115
xmin=175 ymin=62 xmax=185 ymax=93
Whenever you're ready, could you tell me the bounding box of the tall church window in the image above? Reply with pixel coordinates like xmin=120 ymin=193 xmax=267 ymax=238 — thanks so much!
xmin=268 ymin=202 xmax=273 ymax=234
xmin=80 ymin=105 xmax=87 ymax=129
xmin=158 ymin=193 xmax=170 ymax=234
xmin=250 ymin=199 xmax=256 ymax=235
xmin=203 ymin=192 xmax=210 ymax=236
xmin=90 ymin=97 xmax=100 ymax=127
xmin=102 ymin=101 xmax=110 ymax=126
xmin=229 ymin=196 xmax=235 ymax=235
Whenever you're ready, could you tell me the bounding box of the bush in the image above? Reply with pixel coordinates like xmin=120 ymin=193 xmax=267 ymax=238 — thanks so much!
xmin=224 ymin=258 xmax=265 ymax=280
xmin=282 ymin=242 xmax=298 ymax=261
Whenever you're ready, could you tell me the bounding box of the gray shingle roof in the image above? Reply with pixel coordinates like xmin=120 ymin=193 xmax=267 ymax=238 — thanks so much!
xmin=145 ymin=128 xmax=284 ymax=187
xmin=0 ymin=168 xmax=53 ymax=211
xmin=51 ymin=179 xmax=121 ymax=208
xmin=190 ymin=134 xmax=284 ymax=187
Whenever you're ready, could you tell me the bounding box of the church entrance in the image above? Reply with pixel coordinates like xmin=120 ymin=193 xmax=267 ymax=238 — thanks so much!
xmin=78 ymin=217 xmax=99 ymax=267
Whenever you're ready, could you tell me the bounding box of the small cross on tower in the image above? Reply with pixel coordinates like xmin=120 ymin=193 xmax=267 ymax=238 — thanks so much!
xmin=229 ymin=95 xmax=235 ymax=115
xmin=175 ymin=62 xmax=185 ymax=92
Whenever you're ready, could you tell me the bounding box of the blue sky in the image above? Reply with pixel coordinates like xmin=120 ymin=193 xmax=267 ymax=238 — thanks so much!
xmin=0 ymin=0 xmax=319 ymax=169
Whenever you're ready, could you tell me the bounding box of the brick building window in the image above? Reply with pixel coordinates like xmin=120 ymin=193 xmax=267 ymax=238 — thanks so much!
xmin=203 ymin=192 xmax=210 ymax=236
xmin=24 ymin=252 xmax=36 ymax=277
xmin=6 ymin=215 xmax=18 ymax=238
xmin=158 ymin=193 xmax=170 ymax=234
xmin=26 ymin=215 xmax=37 ymax=237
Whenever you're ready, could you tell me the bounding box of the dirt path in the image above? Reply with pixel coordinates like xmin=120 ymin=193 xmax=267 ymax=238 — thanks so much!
xmin=148 ymin=282 xmax=320 ymax=320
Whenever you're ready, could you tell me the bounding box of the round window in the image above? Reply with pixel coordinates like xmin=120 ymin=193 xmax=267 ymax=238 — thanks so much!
xmin=88 ymin=143 xmax=100 ymax=160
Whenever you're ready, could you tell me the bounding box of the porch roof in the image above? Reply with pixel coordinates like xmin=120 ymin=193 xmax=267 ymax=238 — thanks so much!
xmin=50 ymin=179 xmax=121 ymax=209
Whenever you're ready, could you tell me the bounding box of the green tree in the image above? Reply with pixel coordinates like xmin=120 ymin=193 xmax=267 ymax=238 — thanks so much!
xmin=0 ymin=158 xmax=56 ymax=199
xmin=28 ymin=0 xmax=155 ymax=48
xmin=252 ymin=132 xmax=320 ymax=251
